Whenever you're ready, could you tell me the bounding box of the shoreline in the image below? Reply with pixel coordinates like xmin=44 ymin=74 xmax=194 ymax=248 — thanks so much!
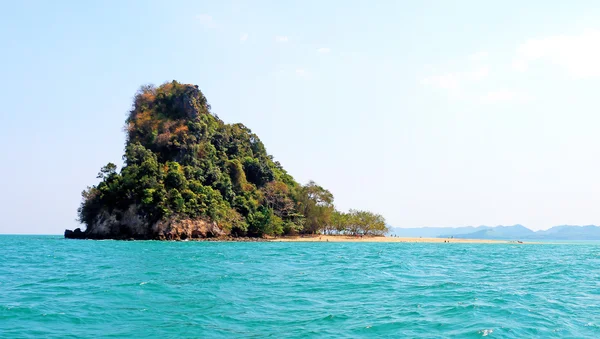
xmin=58 ymin=234 xmax=527 ymax=244
xmin=269 ymin=235 xmax=523 ymax=244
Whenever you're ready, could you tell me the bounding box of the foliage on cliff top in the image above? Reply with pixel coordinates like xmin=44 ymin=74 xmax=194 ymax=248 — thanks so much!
xmin=78 ymin=81 xmax=387 ymax=237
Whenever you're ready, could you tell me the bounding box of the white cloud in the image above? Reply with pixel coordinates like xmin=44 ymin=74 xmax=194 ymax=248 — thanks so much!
xmin=512 ymin=29 xmax=600 ymax=77
xmin=240 ymin=33 xmax=249 ymax=42
xmin=421 ymin=66 xmax=489 ymax=91
xmin=423 ymin=31 xmax=600 ymax=102
xmin=512 ymin=59 xmax=528 ymax=72
xmin=480 ymin=90 xmax=531 ymax=103
xmin=196 ymin=14 xmax=215 ymax=28
xmin=275 ymin=36 xmax=289 ymax=43
xmin=420 ymin=73 xmax=461 ymax=90
xmin=317 ymin=47 xmax=331 ymax=54
xmin=295 ymin=69 xmax=306 ymax=77
xmin=469 ymin=51 xmax=488 ymax=61
xmin=469 ymin=66 xmax=489 ymax=81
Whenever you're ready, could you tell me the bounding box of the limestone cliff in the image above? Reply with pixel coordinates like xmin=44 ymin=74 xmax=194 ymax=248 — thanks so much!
xmin=65 ymin=81 xmax=306 ymax=240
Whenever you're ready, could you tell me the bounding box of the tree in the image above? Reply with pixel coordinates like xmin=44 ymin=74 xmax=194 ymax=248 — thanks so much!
xmin=165 ymin=162 xmax=186 ymax=190
xmin=262 ymin=181 xmax=294 ymax=217
xmin=329 ymin=210 xmax=349 ymax=235
xmin=297 ymin=181 xmax=334 ymax=234
xmin=344 ymin=209 xmax=388 ymax=236
xmin=97 ymin=163 xmax=117 ymax=180
xmin=247 ymin=206 xmax=283 ymax=237
xmin=242 ymin=157 xmax=274 ymax=187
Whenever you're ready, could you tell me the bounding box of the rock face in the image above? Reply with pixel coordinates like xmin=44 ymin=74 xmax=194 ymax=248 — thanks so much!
xmin=153 ymin=218 xmax=224 ymax=240
xmin=64 ymin=228 xmax=85 ymax=239
xmin=65 ymin=205 xmax=225 ymax=240
xmin=172 ymin=85 xmax=205 ymax=120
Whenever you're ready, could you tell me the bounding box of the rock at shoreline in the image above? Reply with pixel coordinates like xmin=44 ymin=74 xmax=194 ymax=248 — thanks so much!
xmin=65 ymin=213 xmax=225 ymax=240
xmin=64 ymin=228 xmax=85 ymax=239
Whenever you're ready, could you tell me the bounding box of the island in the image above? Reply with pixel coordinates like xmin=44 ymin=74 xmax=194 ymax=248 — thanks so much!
xmin=65 ymin=81 xmax=388 ymax=240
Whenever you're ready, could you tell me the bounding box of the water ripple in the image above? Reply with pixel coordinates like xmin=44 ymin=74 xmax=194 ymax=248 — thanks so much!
xmin=1 ymin=236 xmax=600 ymax=338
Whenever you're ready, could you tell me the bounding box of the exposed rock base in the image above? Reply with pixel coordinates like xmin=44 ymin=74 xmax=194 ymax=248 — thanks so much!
xmin=65 ymin=207 xmax=226 ymax=240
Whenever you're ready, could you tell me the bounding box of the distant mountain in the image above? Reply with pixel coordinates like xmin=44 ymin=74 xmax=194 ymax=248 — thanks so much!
xmin=390 ymin=225 xmax=600 ymax=240
xmin=390 ymin=226 xmax=491 ymax=238
xmin=447 ymin=225 xmax=534 ymax=240
xmin=530 ymin=225 xmax=600 ymax=240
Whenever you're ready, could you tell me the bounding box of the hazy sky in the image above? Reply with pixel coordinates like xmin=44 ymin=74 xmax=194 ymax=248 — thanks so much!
xmin=1 ymin=0 xmax=599 ymax=234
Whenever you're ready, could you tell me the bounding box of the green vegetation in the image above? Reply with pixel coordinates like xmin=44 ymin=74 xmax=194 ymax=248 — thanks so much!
xmin=76 ymin=81 xmax=388 ymax=239
xmin=326 ymin=210 xmax=388 ymax=236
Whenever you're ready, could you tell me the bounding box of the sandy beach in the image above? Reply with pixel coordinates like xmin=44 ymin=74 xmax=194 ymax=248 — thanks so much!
xmin=271 ymin=235 xmax=520 ymax=244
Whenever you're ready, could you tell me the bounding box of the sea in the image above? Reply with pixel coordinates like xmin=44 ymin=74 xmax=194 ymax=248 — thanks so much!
xmin=1 ymin=235 xmax=600 ymax=338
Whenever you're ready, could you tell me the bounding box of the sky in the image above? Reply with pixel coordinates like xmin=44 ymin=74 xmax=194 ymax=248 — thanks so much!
xmin=1 ymin=0 xmax=599 ymax=234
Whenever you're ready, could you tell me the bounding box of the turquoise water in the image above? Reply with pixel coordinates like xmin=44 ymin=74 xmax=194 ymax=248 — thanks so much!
xmin=1 ymin=236 xmax=600 ymax=338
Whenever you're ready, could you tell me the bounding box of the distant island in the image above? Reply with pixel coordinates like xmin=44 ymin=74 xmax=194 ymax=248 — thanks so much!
xmin=390 ymin=224 xmax=600 ymax=240
xmin=65 ymin=81 xmax=387 ymax=240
